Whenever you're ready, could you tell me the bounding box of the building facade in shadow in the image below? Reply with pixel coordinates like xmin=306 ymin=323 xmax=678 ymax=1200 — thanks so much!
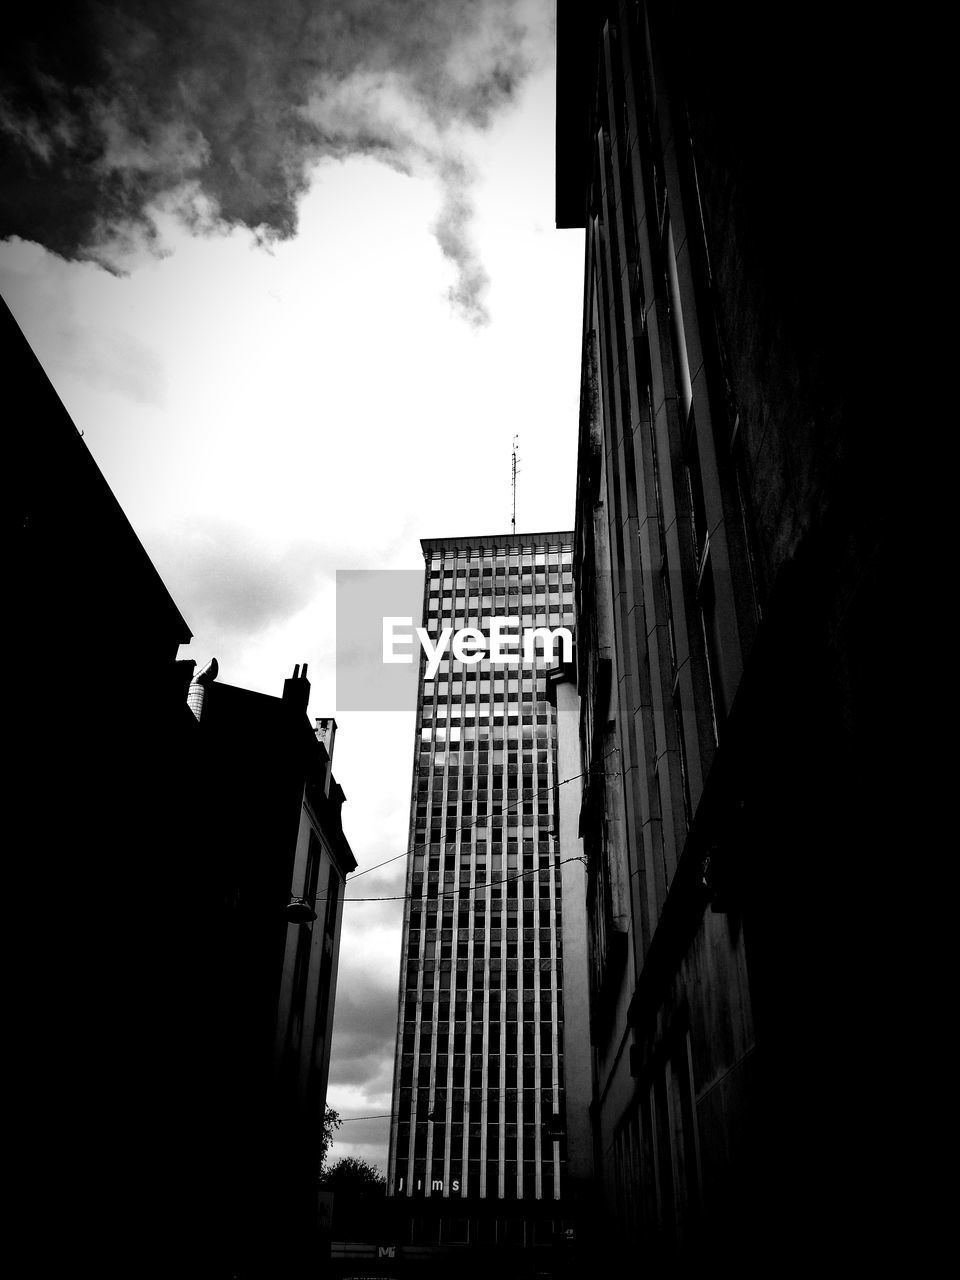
xmin=556 ymin=1 xmax=886 ymax=1268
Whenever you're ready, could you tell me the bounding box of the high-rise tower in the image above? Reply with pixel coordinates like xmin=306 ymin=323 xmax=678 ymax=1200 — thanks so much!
xmin=388 ymin=532 xmax=576 ymax=1204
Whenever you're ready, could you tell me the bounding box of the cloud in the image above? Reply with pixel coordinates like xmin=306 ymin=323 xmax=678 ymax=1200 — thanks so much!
xmin=150 ymin=516 xmax=423 ymax=647
xmin=325 ymin=920 xmax=401 ymax=1172
xmin=433 ymin=154 xmax=490 ymax=327
xmin=327 ymin=981 xmax=398 ymax=1093
xmin=152 ymin=520 xmax=338 ymax=639
xmin=0 ymin=0 xmax=546 ymax=321
xmin=72 ymin=324 xmax=167 ymax=404
xmin=0 ymin=237 xmax=168 ymax=403
xmin=325 ymin=899 xmax=403 ymax=1171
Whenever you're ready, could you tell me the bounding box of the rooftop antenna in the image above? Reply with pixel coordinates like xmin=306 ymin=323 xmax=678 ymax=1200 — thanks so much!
xmin=511 ymin=434 xmax=519 ymax=534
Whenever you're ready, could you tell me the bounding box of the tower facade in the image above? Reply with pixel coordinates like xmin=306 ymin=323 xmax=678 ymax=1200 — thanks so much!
xmin=388 ymin=532 xmax=576 ymax=1203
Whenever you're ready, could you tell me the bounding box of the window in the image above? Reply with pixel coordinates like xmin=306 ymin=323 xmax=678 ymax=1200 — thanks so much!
xmin=304 ymin=832 xmax=322 ymax=911
xmin=323 ymin=866 xmax=340 ymax=937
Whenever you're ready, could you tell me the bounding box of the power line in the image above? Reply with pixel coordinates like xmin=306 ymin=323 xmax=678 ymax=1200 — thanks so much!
xmin=347 ymin=750 xmax=620 ymax=884
xmin=338 ymin=854 xmax=589 ymax=904
xmin=312 ymin=750 xmax=619 ymax=904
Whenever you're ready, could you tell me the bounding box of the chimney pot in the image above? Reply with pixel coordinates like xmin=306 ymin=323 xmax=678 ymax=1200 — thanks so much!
xmin=282 ymin=663 xmax=310 ymax=714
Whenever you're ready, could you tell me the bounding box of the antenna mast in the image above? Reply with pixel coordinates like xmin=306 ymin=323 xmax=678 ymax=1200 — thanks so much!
xmin=511 ymin=435 xmax=519 ymax=534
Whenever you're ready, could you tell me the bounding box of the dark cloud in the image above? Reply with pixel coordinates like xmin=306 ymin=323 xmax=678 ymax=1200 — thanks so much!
xmin=151 ymin=521 xmax=336 ymax=638
xmin=328 ymin=969 xmax=399 ymax=1091
xmin=149 ymin=517 xmax=422 ymax=642
xmin=0 ymin=0 xmax=540 ymax=321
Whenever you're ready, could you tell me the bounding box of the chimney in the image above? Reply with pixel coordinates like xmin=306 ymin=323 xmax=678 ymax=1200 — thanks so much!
xmin=282 ymin=662 xmax=311 ymax=716
xmin=315 ymin=717 xmax=337 ymax=796
xmin=187 ymin=658 xmax=218 ymax=721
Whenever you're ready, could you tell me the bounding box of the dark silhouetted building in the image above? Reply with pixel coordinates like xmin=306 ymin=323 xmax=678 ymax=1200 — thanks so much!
xmin=556 ymin=1 xmax=887 ymax=1269
xmin=9 ymin=296 xmax=355 ymax=1277
xmin=9 ymin=295 xmax=207 ymax=1274
xmin=189 ymin=664 xmax=355 ymax=1275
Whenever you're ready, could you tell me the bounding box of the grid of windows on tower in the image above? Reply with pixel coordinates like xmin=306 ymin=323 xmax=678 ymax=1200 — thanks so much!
xmin=390 ymin=540 xmax=575 ymax=1201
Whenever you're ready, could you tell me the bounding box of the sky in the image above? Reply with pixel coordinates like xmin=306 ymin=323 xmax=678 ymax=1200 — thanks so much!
xmin=1 ymin=0 xmax=584 ymax=1173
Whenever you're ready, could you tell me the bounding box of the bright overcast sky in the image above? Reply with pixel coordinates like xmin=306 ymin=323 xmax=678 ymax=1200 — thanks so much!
xmin=1 ymin=0 xmax=584 ymax=1173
